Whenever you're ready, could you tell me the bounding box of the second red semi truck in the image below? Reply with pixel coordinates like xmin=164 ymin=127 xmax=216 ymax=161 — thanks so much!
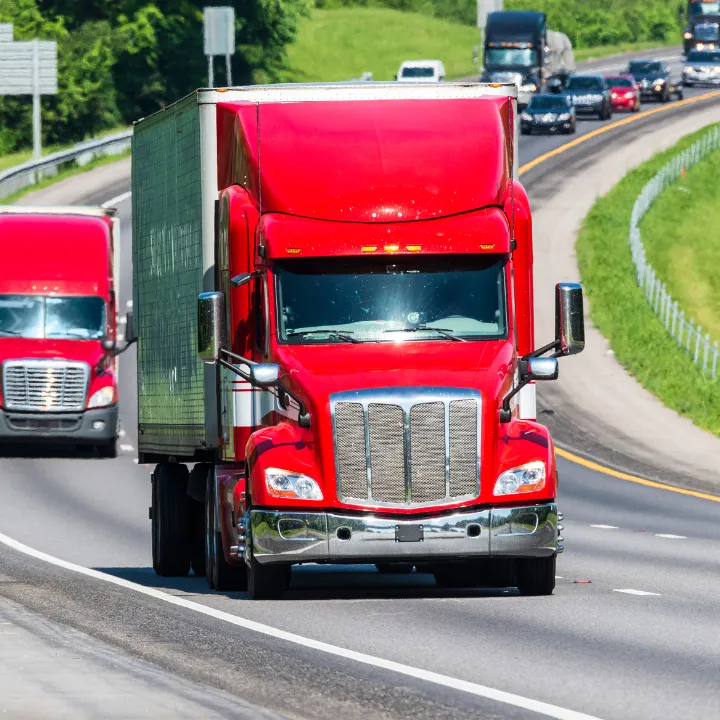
xmin=132 ymin=82 xmax=584 ymax=599
xmin=0 ymin=206 xmax=131 ymax=456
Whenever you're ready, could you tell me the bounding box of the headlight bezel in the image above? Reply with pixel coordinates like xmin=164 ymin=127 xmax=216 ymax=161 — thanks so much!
xmin=265 ymin=468 xmax=324 ymax=501
xmin=494 ymin=461 xmax=547 ymax=496
xmin=87 ymin=386 xmax=115 ymax=409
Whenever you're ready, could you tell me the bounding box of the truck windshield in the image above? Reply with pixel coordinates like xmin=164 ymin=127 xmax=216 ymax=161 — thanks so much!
xmin=690 ymin=2 xmax=720 ymax=15
xmin=401 ymin=67 xmax=435 ymax=78
xmin=0 ymin=295 xmax=106 ymax=340
xmin=275 ymin=255 xmax=507 ymax=344
xmin=485 ymin=48 xmax=538 ymax=66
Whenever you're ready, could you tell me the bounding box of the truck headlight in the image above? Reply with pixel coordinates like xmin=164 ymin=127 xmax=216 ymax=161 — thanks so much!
xmin=265 ymin=468 xmax=323 ymax=500
xmin=494 ymin=461 xmax=546 ymax=496
xmin=88 ymin=386 xmax=114 ymax=408
xmin=684 ymin=31 xmax=692 ymax=40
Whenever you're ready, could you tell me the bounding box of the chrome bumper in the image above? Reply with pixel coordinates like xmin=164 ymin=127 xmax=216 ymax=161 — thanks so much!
xmin=250 ymin=503 xmax=558 ymax=564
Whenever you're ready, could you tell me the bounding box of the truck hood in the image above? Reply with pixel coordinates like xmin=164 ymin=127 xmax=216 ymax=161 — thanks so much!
xmin=275 ymin=340 xmax=515 ymax=410
xmin=0 ymin=338 xmax=105 ymax=367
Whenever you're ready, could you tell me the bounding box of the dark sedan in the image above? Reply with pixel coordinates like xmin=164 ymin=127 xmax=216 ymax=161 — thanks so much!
xmin=627 ymin=60 xmax=684 ymax=101
xmin=520 ymin=94 xmax=576 ymax=135
xmin=564 ymin=75 xmax=612 ymax=120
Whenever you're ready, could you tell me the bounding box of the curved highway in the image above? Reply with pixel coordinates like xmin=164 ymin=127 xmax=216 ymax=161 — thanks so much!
xmin=1 ymin=48 xmax=719 ymax=720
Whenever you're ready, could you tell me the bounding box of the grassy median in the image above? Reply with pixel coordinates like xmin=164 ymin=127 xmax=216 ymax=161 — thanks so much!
xmin=576 ymin=124 xmax=720 ymax=437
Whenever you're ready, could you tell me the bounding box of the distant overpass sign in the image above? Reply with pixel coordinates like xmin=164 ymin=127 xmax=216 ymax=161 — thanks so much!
xmin=478 ymin=0 xmax=503 ymax=29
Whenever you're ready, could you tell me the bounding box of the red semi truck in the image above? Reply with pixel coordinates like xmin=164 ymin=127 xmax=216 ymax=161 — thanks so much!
xmin=132 ymin=83 xmax=584 ymax=599
xmin=0 ymin=206 xmax=131 ymax=456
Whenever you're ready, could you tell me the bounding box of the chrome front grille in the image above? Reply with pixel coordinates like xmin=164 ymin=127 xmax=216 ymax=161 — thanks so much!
xmin=2 ymin=360 xmax=89 ymax=412
xmin=332 ymin=388 xmax=481 ymax=507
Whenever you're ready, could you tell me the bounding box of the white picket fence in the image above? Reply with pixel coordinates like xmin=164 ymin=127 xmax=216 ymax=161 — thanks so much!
xmin=629 ymin=126 xmax=720 ymax=380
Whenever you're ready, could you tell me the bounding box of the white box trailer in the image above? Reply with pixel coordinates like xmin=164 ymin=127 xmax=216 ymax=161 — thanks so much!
xmin=131 ymin=82 xmax=518 ymax=462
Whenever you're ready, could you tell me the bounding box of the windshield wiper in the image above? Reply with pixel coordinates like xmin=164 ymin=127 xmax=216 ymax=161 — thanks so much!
xmin=46 ymin=331 xmax=95 ymax=340
xmin=0 ymin=329 xmax=23 ymax=337
xmin=286 ymin=329 xmax=360 ymax=344
xmin=384 ymin=326 xmax=465 ymax=342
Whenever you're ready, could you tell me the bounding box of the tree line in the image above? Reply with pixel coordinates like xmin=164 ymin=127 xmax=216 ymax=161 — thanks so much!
xmin=0 ymin=0 xmax=311 ymax=154
xmin=0 ymin=0 xmax=686 ymax=155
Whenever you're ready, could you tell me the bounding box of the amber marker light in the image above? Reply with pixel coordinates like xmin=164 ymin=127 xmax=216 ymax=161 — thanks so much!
xmin=361 ymin=246 xmax=378 ymax=253
xmin=406 ymin=245 xmax=421 ymax=252
xmin=479 ymin=244 xmax=494 ymax=250
xmin=384 ymin=244 xmax=400 ymax=253
xmin=286 ymin=248 xmax=301 ymax=254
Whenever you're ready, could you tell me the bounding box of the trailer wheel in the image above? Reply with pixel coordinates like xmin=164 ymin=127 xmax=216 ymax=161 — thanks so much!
xmin=432 ymin=563 xmax=479 ymax=589
xmin=204 ymin=469 xmax=246 ymax=591
xmin=188 ymin=498 xmax=205 ymax=577
xmin=247 ymin=554 xmax=290 ymax=600
xmin=516 ymin=554 xmax=556 ymax=596
xmin=375 ymin=563 xmax=414 ymax=574
xmin=151 ymin=462 xmax=191 ymax=577
xmin=96 ymin=440 xmax=117 ymax=459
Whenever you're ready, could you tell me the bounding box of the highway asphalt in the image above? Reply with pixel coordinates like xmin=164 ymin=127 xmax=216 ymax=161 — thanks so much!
xmin=1 ymin=49 xmax=719 ymax=720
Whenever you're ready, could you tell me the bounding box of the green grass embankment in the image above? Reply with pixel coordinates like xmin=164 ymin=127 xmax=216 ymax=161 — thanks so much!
xmin=576 ymin=125 xmax=720 ymax=438
xmin=640 ymin=146 xmax=720 ymax=345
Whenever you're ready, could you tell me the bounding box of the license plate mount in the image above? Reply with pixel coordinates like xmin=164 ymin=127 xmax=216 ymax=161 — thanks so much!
xmin=395 ymin=524 xmax=424 ymax=543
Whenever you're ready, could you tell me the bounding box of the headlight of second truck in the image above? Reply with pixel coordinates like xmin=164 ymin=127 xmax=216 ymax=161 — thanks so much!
xmin=265 ymin=468 xmax=324 ymax=501
xmin=494 ymin=461 xmax=546 ymax=496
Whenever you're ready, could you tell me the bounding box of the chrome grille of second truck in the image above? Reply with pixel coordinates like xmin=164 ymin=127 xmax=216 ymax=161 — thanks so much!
xmin=2 ymin=361 xmax=89 ymax=411
xmin=332 ymin=388 xmax=480 ymax=507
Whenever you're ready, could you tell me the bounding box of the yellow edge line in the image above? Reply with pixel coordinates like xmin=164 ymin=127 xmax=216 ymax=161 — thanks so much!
xmin=556 ymin=448 xmax=720 ymax=503
xmin=519 ymin=89 xmax=720 ymax=175
xmin=519 ymin=90 xmax=720 ymax=502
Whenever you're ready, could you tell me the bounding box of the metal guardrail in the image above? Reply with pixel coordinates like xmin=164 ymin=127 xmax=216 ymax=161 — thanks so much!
xmin=629 ymin=126 xmax=720 ymax=380
xmin=0 ymin=129 xmax=132 ymax=201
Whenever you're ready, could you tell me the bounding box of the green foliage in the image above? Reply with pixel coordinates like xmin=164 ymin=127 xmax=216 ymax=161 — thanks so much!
xmin=576 ymin=126 xmax=720 ymax=437
xmin=284 ymin=7 xmax=478 ymax=82
xmin=0 ymin=0 xmax=311 ymax=154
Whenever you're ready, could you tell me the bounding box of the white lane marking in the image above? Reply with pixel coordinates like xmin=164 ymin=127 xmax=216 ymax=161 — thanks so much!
xmin=590 ymin=525 xmax=619 ymax=530
xmin=132 ymin=458 xmax=139 ymax=464
xmin=655 ymin=534 xmax=686 ymax=539
xmin=555 ymin=576 xmax=563 ymax=579
xmin=126 ymin=300 xmax=133 ymax=309
xmin=0 ymin=532 xmax=605 ymax=720
xmin=101 ymin=191 xmax=132 ymax=209
xmin=119 ymin=444 xmax=134 ymax=452
xmin=613 ymin=589 xmax=661 ymax=597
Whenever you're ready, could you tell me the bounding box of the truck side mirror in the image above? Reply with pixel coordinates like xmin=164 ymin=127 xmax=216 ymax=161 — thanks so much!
xmin=555 ymin=282 xmax=585 ymax=356
xmin=526 ymin=357 xmax=559 ymax=380
xmin=198 ymin=291 xmax=226 ymax=363
xmin=124 ymin=310 xmax=137 ymax=345
xmin=249 ymin=363 xmax=280 ymax=387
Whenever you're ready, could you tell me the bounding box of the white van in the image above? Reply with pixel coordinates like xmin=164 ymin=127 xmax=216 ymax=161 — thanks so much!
xmin=395 ymin=60 xmax=446 ymax=83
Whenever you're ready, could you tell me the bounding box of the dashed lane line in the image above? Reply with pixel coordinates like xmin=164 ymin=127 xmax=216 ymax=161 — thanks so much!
xmin=590 ymin=525 xmax=619 ymax=530
xmin=101 ymin=191 xmax=132 ymax=209
xmin=655 ymin=534 xmax=687 ymax=539
xmin=613 ymin=589 xmax=661 ymax=597
xmin=0 ymin=531 xmax=605 ymax=720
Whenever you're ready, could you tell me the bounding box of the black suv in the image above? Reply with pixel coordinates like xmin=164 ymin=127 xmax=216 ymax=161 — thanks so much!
xmin=563 ymin=75 xmax=612 ymax=120
xmin=627 ymin=60 xmax=684 ymax=102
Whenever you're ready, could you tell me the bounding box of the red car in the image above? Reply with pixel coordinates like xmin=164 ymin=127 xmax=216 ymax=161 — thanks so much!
xmin=605 ymin=74 xmax=641 ymax=112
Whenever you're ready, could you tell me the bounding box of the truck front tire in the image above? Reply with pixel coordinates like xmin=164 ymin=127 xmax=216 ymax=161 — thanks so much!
xmin=151 ymin=462 xmax=191 ymax=577
xmin=247 ymin=555 xmax=290 ymax=600
xmin=516 ymin=554 xmax=556 ymax=596
xmin=96 ymin=440 xmax=117 ymax=459
xmin=204 ymin=468 xmax=246 ymax=591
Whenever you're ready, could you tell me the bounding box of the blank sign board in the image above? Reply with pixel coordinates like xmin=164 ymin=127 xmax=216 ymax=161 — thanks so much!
xmin=0 ymin=40 xmax=58 ymax=95
xmin=203 ymin=6 xmax=235 ymax=56
xmin=0 ymin=24 xmax=12 ymax=42
xmin=477 ymin=0 xmax=504 ymax=28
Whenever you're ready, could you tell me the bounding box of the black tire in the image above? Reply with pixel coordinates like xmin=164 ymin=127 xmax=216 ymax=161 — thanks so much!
xmin=151 ymin=462 xmax=191 ymax=577
xmin=432 ymin=563 xmax=479 ymax=589
xmin=96 ymin=440 xmax=117 ymax=459
xmin=480 ymin=559 xmax=516 ymax=588
xmin=516 ymin=554 xmax=556 ymax=596
xmin=376 ymin=562 xmax=414 ymax=574
xmin=662 ymin=89 xmax=670 ymax=103
xmin=247 ymin=554 xmax=290 ymax=600
xmin=205 ymin=468 xmax=246 ymax=591
xmin=188 ymin=498 xmax=205 ymax=577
